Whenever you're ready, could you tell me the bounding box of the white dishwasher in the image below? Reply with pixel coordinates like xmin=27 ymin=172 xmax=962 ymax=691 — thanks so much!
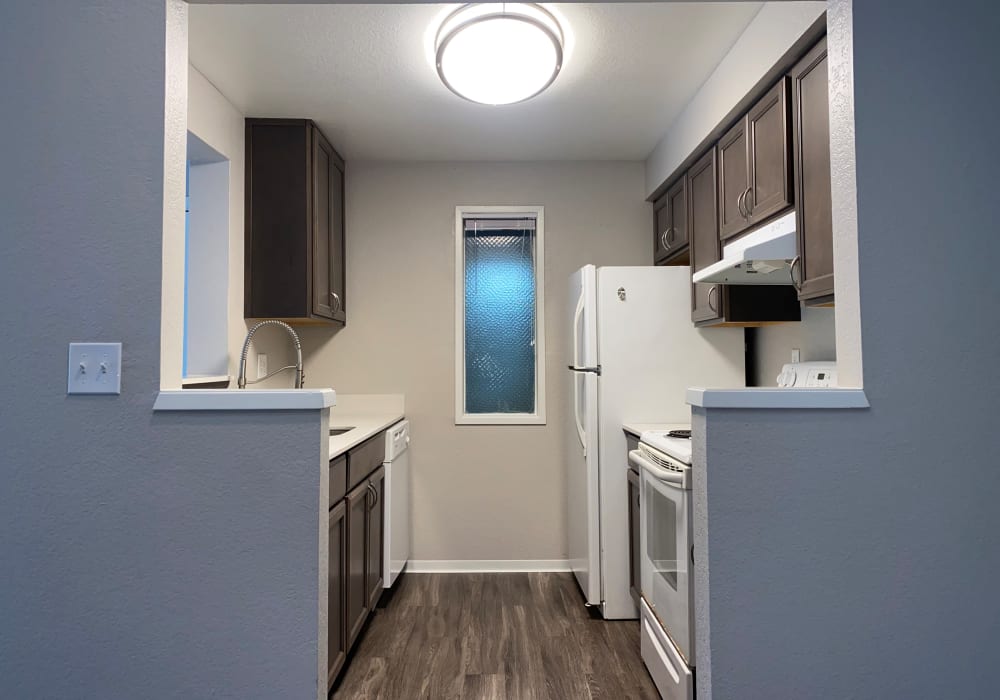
xmin=383 ymin=420 xmax=410 ymax=588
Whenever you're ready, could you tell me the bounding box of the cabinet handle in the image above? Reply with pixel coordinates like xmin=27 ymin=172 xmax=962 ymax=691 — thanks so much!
xmin=667 ymin=227 xmax=675 ymax=245
xmin=367 ymin=482 xmax=378 ymax=510
xmin=790 ymin=255 xmax=803 ymax=292
xmin=737 ymin=189 xmax=747 ymax=218
xmin=660 ymin=228 xmax=671 ymax=251
xmin=708 ymin=285 xmax=719 ymax=313
xmin=745 ymin=187 xmax=754 ymax=216
xmin=330 ymin=292 xmax=341 ymax=312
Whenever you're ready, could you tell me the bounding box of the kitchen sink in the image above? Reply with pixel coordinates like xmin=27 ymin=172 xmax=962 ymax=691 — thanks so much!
xmin=329 ymin=427 xmax=355 ymax=436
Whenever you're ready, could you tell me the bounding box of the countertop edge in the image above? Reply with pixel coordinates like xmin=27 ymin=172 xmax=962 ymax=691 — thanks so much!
xmin=686 ymin=387 xmax=870 ymax=409
xmin=153 ymin=389 xmax=337 ymax=411
xmin=328 ymin=413 xmax=406 ymax=458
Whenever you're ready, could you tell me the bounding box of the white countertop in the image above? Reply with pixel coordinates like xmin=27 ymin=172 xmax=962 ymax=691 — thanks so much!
xmin=686 ymin=387 xmax=870 ymax=409
xmin=328 ymin=412 xmax=406 ymax=458
xmin=623 ymin=422 xmax=689 ymax=437
xmin=153 ymin=388 xmax=336 ymax=411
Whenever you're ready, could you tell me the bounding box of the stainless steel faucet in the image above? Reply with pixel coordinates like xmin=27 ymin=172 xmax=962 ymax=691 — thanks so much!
xmin=237 ymin=320 xmax=304 ymax=389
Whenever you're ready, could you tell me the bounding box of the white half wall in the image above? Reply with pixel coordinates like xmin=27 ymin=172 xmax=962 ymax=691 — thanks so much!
xmin=644 ymin=1 xmax=826 ymax=198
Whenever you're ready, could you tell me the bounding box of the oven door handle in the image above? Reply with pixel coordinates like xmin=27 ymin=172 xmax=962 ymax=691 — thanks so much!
xmin=629 ymin=450 xmax=687 ymax=487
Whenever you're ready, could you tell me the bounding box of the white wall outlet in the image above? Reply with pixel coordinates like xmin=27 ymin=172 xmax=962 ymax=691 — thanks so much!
xmin=791 ymin=348 xmax=801 ymax=363
xmin=257 ymin=353 xmax=268 ymax=379
xmin=68 ymin=343 xmax=122 ymax=395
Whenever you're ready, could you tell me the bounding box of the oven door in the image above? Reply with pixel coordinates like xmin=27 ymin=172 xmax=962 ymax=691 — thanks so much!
xmin=634 ymin=450 xmax=695 ymax=667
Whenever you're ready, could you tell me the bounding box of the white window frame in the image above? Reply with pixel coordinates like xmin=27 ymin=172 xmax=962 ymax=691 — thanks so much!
xmin=455 ymin=205 xmax=546 ymax=425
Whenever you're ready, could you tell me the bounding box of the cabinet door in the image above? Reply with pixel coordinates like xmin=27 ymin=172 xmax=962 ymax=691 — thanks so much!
xmin=718 ymin=117 xmax=749 ymax=241
xmin=327 ymin=500 xmax=347 ymax=690
xmin=627 ymin=469 xmax=641 ymax=607
xmin=688 ymin=148 xmax=724 ymax=324
xmin=665 ymin=177 xmax=688 ymax=253
xmin=653 ymin=193 xmax=671 ymax=263
xmin=791 ymin=37 xmax=835 ymax=303
xmin=330 ymin=158 xmax=346 ymax=323
xmin=747 ymin=79 xmax=792 ymax=225
xmin=311 ymin=127 xmax=338 ymax=321
xmin=365 ymin=467 xmax=385 ymax=610
xmin=345 ymin=480 xmax=369 ymax=647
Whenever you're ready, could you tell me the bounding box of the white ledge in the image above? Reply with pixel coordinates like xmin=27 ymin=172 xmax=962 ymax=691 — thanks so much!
xmin=154 ymin=388 xmax=336 ymax=411
xmin=687 ymin=387 xmax=869 ymax=409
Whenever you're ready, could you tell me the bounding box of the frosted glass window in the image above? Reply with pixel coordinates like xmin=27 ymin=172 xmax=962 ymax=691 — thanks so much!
xmin=456 ymin=210 xmax=545 ymax=424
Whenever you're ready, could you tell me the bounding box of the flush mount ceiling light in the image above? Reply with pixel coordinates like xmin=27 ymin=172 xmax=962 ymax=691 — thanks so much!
xmin=435 ymin=3 xmax=565 ymax=105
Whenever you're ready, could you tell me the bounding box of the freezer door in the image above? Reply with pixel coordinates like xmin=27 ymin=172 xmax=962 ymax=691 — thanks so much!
xmin=567 ymin=266 xmax=601 ymax=605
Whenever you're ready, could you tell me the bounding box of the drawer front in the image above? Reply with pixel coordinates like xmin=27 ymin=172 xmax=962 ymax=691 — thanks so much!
xmin=640 ymin=605 xmax=693 ymax=700
xmin=348 ymin=432 xmax=386 ymax=490
xmin=329 ymin=454 xmax=347 ymax=509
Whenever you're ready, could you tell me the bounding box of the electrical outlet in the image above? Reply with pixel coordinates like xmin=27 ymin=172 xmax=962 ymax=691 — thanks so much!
xmin=68 ymin=343 xmax=122 ymax=395
xmin=791 ymin=348 xmax=801 ymax=363
xmin=257 ymin=353 xmax=268 ymax=379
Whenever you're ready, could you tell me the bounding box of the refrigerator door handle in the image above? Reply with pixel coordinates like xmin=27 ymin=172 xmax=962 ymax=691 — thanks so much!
xmin=572 ymin=287 xmax=585 ymax=367
xmin=573 ymin=371 xmax=587 ymax=455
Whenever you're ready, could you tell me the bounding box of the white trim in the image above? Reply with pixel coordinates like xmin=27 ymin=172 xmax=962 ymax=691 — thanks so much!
xmin=454 ymin=205 xmax=547 ymax=426
xmin=408 ymin=559 xmax=570 ymax=574
xmin=153 ymin=388 xmax=336 ymax=411
xmin=686 ymin=387 xmax=870 ymax=409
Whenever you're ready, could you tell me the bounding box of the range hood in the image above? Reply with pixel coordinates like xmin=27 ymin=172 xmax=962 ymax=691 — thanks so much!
xmin=693 ymin=211 xmax=797 ymax=285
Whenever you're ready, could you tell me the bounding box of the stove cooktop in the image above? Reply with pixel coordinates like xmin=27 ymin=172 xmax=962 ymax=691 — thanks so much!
xmin=639 ymin=425 xmax=693 ymax=465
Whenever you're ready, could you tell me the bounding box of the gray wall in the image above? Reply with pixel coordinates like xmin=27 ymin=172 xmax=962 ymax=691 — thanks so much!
xmin=0 ymin=3 xmax=322 ymax=697
xmin=695 ymin=2 xmax=1000 ymax=697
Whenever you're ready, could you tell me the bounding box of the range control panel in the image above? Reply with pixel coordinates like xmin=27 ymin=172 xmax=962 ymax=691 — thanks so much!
xmin=777 ymin=361 xmax=838 ymax=388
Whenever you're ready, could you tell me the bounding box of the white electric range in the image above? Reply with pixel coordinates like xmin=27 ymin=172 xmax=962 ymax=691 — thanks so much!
xmin=630 ymin=426 xmax=696 ymax=700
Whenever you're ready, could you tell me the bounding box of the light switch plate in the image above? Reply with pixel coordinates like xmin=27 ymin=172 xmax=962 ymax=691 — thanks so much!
xmin=68 ymin=343 xmax=122 ymax=395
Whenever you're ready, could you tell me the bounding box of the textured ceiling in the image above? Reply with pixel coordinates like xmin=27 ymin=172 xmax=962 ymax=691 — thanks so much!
xmin=189 ymin=3 xmax=763 ymax=161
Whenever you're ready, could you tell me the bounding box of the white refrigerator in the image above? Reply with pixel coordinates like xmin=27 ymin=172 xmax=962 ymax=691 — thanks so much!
xmin=566 ymin=265 xmax=745 ymax=619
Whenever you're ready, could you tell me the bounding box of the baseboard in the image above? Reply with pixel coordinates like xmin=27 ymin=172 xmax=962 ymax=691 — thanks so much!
xmin=407 ymin=559 xmax=571 ymax=573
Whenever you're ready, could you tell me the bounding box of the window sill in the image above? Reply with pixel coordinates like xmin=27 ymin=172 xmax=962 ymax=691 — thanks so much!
xmin=456 ymin=413 xmax=546 ymax=426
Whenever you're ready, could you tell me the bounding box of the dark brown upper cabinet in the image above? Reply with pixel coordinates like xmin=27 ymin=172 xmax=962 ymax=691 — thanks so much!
xmin=790 ymin=37 xmax=835 ymax=305
xmin=718 ymin=80 xmax=793 ymax=242
xmin=245 ymin=118 xmax=346 ymax=324
xmin=688 ymin=147 xmax=801 ymax=327
xmin=688 ymin=148 xmax=724 ymax=325
xmin=653 ymin=177 xmax=689 ymax=265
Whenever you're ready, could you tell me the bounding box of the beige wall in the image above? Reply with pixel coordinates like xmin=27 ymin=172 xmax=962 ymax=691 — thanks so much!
xmin=282 ymin=161 xmax=650 ymax=561
xmin=754 ymin=306 xmax=836 ymax=386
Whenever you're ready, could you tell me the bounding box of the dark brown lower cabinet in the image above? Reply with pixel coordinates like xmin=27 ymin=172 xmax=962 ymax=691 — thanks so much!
xmin=327 ymin=500 xmax=347 ymax=688
xmin=328 ymin=433 xmax=389 ymax=692
xmin=366 ymin=467 xmax=385 ymax=610
xmin=627 ymin=468 xmax=641 ymax=607
xmin=345 ymin=480 xmax=370 ymax=648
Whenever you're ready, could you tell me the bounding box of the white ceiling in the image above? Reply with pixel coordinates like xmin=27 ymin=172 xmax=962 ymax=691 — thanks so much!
xmin=189 ymin=3 xmax=763 ymax=161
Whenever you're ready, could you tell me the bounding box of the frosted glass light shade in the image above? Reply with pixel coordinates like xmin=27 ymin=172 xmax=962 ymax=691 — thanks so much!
xmin=435 ymin=4 xmax=564 ymax=105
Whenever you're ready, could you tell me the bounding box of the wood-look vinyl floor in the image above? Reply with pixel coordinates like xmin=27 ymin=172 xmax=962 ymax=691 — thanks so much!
xmin=332 ymin=572 xmax=659 ymax=700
